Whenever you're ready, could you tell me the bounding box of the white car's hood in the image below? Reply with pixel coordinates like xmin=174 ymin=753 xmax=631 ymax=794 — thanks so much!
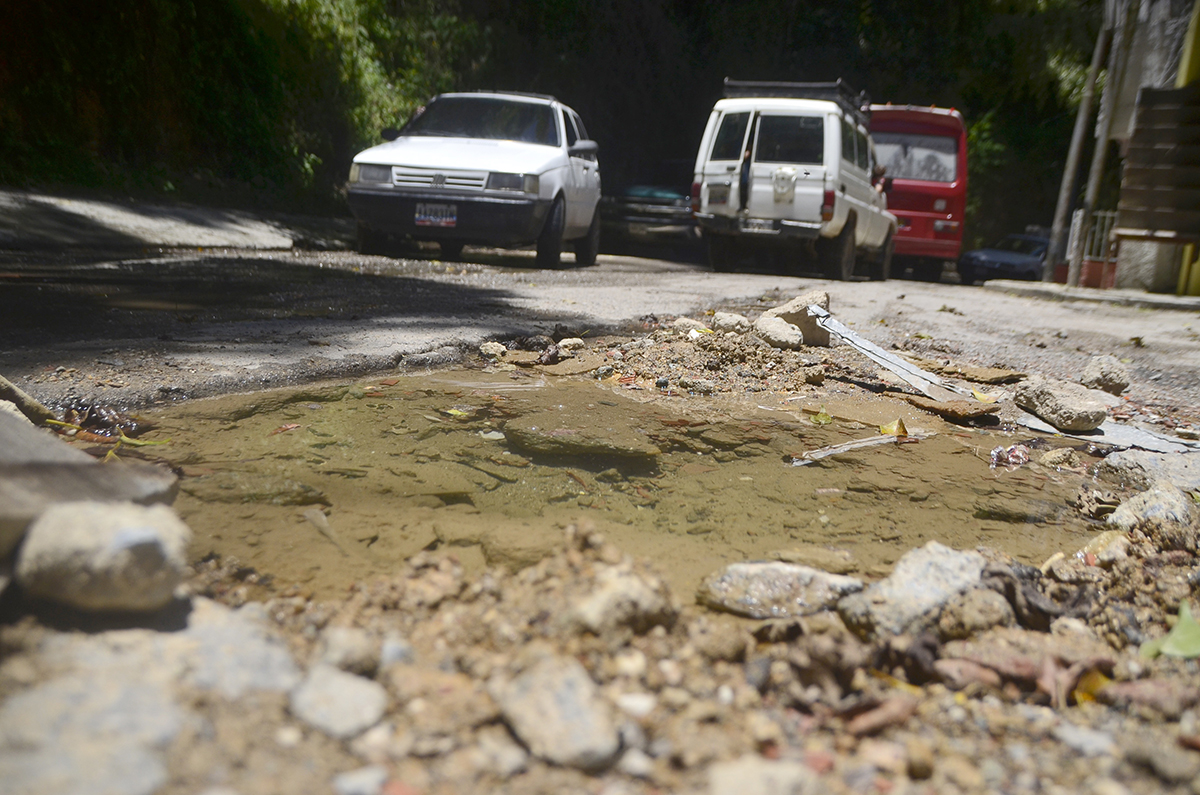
xmin=353 ymin=137 xmax=564 ymax=175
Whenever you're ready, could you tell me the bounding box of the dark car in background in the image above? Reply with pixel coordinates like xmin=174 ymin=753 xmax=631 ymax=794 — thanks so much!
xmin=957 ymin=233 xmax=1049 ymax=284
xmin=599 ymin=159 xmax=701 ymax=262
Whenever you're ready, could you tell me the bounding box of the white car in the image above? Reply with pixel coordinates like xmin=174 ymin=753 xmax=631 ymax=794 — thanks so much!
xmin=692 ymin=80 xmax=897 ymax=280
xmin=347 ymin=91 xmax=601 ymax=268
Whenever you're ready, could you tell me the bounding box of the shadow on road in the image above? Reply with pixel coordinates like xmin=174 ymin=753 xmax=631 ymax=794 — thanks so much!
xmin=0 ymin=253 xmax=531 ymax=348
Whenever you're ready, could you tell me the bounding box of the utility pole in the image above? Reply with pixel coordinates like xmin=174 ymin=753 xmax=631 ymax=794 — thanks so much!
xmin=1045 ymin=24 xmax=1112 ymax=281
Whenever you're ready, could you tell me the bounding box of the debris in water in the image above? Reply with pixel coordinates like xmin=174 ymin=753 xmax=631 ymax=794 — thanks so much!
xmin=880 ymin=418 xmax=908 ymax=437
xmin=302 ymin=507 xmax=350 ymax=557
xmin=792 ymin=431 xmax=930 ymax=466
xmin=989 ymin=444 xmax=1030 ymax=469
xmin=270 ymin=424 xmax=302 ymax=435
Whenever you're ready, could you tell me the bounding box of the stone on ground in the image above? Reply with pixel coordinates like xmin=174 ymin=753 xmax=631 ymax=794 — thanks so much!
xmin=1014 ymin=376 xmax=1109 ymax=432
xmin=15 ymin=500 xmax=191 ymax=611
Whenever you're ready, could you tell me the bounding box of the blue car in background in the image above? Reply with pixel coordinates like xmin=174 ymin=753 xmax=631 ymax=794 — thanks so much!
xmin=957 ymin=233 xmax=1048 ymax=284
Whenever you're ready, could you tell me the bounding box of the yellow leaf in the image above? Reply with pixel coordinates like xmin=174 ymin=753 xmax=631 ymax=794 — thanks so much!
xmin=1072 ymin=669 xmax=1112 ymax=703
xmin=880 ymin=418 xmax=908 ymax=437
xmin=811 ymin=406 xmax=833 ymax=426
xmin=972 ymin=388 xmax=999 ymax=403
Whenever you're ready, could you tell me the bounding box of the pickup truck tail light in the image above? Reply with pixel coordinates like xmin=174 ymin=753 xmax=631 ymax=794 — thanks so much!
xmin=691 ymin=182 xmax=701 ymax=214
xmin=933 ymin=220 xmax=960 ymax=233
xmin=821 ymin=190 xmax=835 ymax=222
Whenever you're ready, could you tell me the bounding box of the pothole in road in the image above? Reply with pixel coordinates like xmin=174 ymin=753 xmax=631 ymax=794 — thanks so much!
xmin=142 ymin=370 xmax=1101 ymax=599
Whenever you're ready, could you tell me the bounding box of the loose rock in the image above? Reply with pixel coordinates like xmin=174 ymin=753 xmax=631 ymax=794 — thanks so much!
xmin=697 ymin=561 xmax=863 ymax=620
xmin=1014 ymin=376 xmax=1109 ymax=432
xmin=761 ymin=289 xmax=831 ymax=347
xmin=1080 ymin=354 xmax=1130 ymax=395
xmin=752 ymin=315 xmax=804 ymax=350
xmin=838 ymin=542 xmax=986 ymax=639
xmin=290 ymin=664 xmax=388 ymax=740
xmin=494 ymin=652 xmax=620 ymax=771
xmin=15 ymin=500 xmax=191 ymax=612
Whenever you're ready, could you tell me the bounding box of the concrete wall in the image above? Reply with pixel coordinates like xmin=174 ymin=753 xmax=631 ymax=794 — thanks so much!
xmin=1116 ymin=239 xmax=1183 ymax=291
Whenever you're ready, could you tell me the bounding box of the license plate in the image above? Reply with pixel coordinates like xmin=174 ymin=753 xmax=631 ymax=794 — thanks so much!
xmin=741 ymin=218 xmax=777 ymax=234
xmin=708 ymin=185 xmax=730 ymax=205
xmin=415 ymin=203 xmax=456 ymax=228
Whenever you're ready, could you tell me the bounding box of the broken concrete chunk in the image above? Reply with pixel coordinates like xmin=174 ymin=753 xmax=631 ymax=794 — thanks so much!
xmin=1014 ymin=376 xmax=1109 ymax=432
xmin=762 ymin=289 xmax=831 ymax=346
xmin=1080 ymin=354 xmax=1130 ymax=395
xmin=752 ymin=315 xmax=804 ymax=350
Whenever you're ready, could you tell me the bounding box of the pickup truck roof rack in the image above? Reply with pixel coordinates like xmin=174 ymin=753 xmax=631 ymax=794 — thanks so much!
xmin=723 ymin=78 xmax=870 ymax=126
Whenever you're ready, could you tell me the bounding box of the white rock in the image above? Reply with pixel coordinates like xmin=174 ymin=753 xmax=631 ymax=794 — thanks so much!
xmin=615 ymin=692 xmax=658 ymax=718
xmin=316 ymin=626 xmax=379 ymax=676
xmin=290 ymin=664 xmax=387 ymax=740
xmin=558 ymin=337 xmax=586 ymax=351
xmin=711 ymin=312 xmax=751 ymax=333
xmin=479 ymin=341 xmax=507 ymax=359
xmin=709 ymin=755 xmax=820 ymax=795
xmin=15 ymin=501 xmax=191 ymax=611
xmin=570 ymin=567 xmax=676 ymax=634
xmin=761 ymin=290 xmax=831 ymax=346
xmin=617 ymin=748 xmax=655 ymax=778
xmin=333 ymin=765 xmax=388 ymax=795
xmin=494 ymin=653 xmax=619 ymax=770
xmin=672 ymin=317 xmax=710 ymax=332
xmin=752 ymin=315 xmax=804 ymax=350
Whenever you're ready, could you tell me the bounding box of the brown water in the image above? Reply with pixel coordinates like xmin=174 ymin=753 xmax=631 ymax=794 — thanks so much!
xmin=142 ymin=370 xmax=1100 ymax=599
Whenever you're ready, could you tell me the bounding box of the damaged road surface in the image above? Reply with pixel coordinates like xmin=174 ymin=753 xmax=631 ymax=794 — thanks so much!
xmin=4 ymin=205 xmax=1200 ymax=795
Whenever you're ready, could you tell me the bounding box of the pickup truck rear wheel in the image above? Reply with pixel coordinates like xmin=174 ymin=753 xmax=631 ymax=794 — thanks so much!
xmin=869 ymin=231 xmax=893 ymax=281
xmin=819 ymin=216 xmax=856 ymax=281
xmin=536 ymin=197 xmax=565 ymax=269
xmin=706 ymin=233 xmax=736 ymax=272
xmin=439 ymin=241 xmax=464 ymax=261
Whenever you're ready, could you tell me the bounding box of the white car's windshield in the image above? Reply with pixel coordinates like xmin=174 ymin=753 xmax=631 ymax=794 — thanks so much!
xmin=874 ymin=132 xmax=957 ymax=182
xmin=403 ymin=97 xmax=560 ymax=146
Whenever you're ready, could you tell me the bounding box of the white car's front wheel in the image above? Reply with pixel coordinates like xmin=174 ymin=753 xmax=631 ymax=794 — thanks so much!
xmin=573 ymin=209 xmax=600 ymax=267
xmin=536 ymin=197 xmax=565 ymax=269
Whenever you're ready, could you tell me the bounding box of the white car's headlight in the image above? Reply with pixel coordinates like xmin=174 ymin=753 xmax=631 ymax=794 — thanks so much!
xmin=354 ymin=164 xmax=392 ymax=184
xmin=486 ymin=173 xmax=538 ymax=194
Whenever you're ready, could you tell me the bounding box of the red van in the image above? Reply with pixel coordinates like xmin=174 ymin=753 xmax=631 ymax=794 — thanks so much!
xmin=868 ymin=105 xmax=967 ymax=281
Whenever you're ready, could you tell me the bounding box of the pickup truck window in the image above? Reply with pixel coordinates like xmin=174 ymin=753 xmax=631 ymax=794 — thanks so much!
xmin=754 ymin=115 xmax=824 ymax=165
xmin=855 ymin=129 xmax=870 ymax=171
xmin=841 ymin=118 xmax=857 ymax=166
xmin=711 ymin=112 xmax=751 ymax=161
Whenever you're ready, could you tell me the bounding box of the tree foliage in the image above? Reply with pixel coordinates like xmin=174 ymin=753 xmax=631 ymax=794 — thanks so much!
xmin=1 ymin=0 xmax=1102 ymax=236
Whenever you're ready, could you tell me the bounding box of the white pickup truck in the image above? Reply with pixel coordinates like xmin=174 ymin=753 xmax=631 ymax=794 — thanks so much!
xmin=691 ymin=80 xmax=897 ymax=280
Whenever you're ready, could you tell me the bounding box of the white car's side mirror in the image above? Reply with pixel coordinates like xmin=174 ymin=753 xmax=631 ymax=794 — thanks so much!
xmin=569 ymin=140 xmax=599 ymax=157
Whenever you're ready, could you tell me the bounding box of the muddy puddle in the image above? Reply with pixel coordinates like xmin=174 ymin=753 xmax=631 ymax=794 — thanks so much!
xmin=138 ymin=370 xmax=1101 ymax=599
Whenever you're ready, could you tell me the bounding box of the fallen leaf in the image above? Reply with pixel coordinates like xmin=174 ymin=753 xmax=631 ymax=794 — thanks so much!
xmin=270 ymin=424 xmax=301 ymax=435
xmin=811 ymin=406 xmax=833 ymax=426
xmin=1141 ymin=602 xmax=1200 ymax=659
xmin=880 ymin=418 xmax=908 ymax=437
xmin=972 ymin=388 xmax=999 ymax=403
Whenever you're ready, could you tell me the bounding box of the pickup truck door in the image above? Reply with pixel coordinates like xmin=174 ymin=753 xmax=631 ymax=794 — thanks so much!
xmin=745 ymin=113 xmax=826 ymax=223
xmin=700 ymin=110 xmax=751 ymax=217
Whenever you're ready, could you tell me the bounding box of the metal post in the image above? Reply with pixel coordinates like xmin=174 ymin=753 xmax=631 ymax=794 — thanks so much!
xmin=1070 ymin=0 xmax=1139 ymax=287
xmin=1046 ymin=25 xmax=1112 ymax=281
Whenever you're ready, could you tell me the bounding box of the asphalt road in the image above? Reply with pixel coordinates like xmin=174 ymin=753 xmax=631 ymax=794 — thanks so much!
xmin=2 ymin=188 xmax=1199 ymax=419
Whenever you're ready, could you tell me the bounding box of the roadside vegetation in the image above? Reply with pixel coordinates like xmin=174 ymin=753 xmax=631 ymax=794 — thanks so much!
xmin=1 ymin=0 xmax=1103 ymax=241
